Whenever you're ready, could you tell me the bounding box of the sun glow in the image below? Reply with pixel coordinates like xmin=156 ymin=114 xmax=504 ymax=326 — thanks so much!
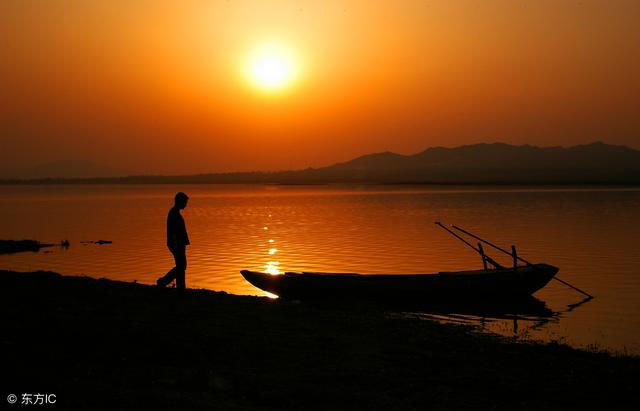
xmin=244 ymin=42 xmax=300 ymax=92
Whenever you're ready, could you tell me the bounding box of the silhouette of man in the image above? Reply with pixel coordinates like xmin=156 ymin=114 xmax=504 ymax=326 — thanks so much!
xmin=157 ymin=192 xmax=190 ymax=290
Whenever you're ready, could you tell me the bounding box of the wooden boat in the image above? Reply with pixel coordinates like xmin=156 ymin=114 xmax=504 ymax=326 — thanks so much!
xmin=240 ymin=263 xmax=559 ymax=301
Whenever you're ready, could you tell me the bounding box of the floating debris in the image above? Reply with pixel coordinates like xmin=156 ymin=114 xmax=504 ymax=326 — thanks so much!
xmin=81 ymin=240 xmax=113 ymax=245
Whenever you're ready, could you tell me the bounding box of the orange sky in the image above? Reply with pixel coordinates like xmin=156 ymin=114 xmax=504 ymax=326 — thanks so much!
xmin=1 ymin=0 xmax=639 ymax=176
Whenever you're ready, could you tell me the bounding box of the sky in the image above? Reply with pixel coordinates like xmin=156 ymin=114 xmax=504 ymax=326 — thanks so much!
xmin=1 ymin=0 xmax=639 ymax=176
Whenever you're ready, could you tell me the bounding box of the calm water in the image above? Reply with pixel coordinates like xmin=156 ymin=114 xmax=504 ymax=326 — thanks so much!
xmin=1 ymin=184 xmax=639 ymax=354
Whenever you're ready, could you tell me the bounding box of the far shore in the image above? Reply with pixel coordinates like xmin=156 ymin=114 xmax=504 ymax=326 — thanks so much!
xmin=2 ymin=269 xmax=638 ymax=410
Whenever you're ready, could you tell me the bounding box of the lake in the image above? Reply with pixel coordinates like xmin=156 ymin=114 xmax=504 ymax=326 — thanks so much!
xmin=1 ymin=184 xmax=639 ymax=354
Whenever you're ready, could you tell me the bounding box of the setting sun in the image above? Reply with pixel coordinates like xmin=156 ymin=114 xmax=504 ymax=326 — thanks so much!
xmin=244 ymin=43 xmax=300 ymax=92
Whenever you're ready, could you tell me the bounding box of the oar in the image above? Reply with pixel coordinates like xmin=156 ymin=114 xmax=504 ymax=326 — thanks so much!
xmin=451 ymin=224 xmax=593 ymax=299
xmin=434 ymin=222 xmax=503 ymax=269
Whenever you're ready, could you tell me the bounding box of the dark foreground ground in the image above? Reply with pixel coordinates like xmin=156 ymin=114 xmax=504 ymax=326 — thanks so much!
xmin=1 ymin=270 xmax=638 ymax=410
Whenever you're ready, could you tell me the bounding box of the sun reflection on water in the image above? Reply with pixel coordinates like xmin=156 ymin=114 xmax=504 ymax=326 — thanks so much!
xmin=261 ymin=213 xmax=282 ymax=275
xmin=264 ymin=261 xmax=281 ymax=275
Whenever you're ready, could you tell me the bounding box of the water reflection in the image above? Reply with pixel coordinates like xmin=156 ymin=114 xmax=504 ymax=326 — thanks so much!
xmin=261 ymin=216 xmax=282 ymax=275
xmin=404 ymin=296 xmax=594 ymax=343
xmin=264 ymin=261 xmax=281 ymax=275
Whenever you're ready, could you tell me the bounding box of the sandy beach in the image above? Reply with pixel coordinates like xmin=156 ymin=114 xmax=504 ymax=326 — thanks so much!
xmin=1 ymin=269 xmax=638 ymax=410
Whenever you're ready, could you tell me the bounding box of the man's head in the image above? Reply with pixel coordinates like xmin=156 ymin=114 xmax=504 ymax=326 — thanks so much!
xmin=174 ymin=192 xmax=189 ymax=209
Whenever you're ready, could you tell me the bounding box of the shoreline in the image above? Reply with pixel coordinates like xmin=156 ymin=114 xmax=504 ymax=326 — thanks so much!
xmin=2 ymin=269 xmax=638 ymax=410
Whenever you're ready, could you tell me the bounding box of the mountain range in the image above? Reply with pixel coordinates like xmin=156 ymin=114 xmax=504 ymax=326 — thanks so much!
xmin=2 ymin=142 xmax=640 ymax=184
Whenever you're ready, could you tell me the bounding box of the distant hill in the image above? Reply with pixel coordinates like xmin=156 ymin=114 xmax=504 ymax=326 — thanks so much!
xmin=2 ymin=142 xmax=640 ymax=184
xmin=16 ymin=160 xmax=121 ymax=179
xmin=313 ymin=142 xmax=640 ymax=184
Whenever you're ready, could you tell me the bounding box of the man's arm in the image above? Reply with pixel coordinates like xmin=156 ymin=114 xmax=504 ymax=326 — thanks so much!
xmin=181 ymin=217 xmax=190 ymax=246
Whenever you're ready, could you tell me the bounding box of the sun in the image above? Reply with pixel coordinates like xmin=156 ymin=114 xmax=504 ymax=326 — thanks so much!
xmin=244 ymin=43 xmax=300 ymax=92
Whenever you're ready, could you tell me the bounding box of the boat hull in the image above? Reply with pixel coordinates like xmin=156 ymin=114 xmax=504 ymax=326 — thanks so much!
xmin=240 ymin=264 xmax=558 ymax=301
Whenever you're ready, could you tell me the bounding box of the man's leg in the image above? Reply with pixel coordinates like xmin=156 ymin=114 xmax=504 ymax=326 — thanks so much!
xmin=175 ymin=269 xmax=185 ymax=291
xmin=157 ymin=267 xmax=177 ymax=287
xmin=174 ymin=248 xmax=187 ymax=291
xmin=157 ymin=246 xmax=184 ymax=287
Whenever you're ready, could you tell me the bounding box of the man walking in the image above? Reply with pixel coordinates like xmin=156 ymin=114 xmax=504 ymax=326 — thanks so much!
xmin=157 ymin=192 xmax=190 ymax=290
